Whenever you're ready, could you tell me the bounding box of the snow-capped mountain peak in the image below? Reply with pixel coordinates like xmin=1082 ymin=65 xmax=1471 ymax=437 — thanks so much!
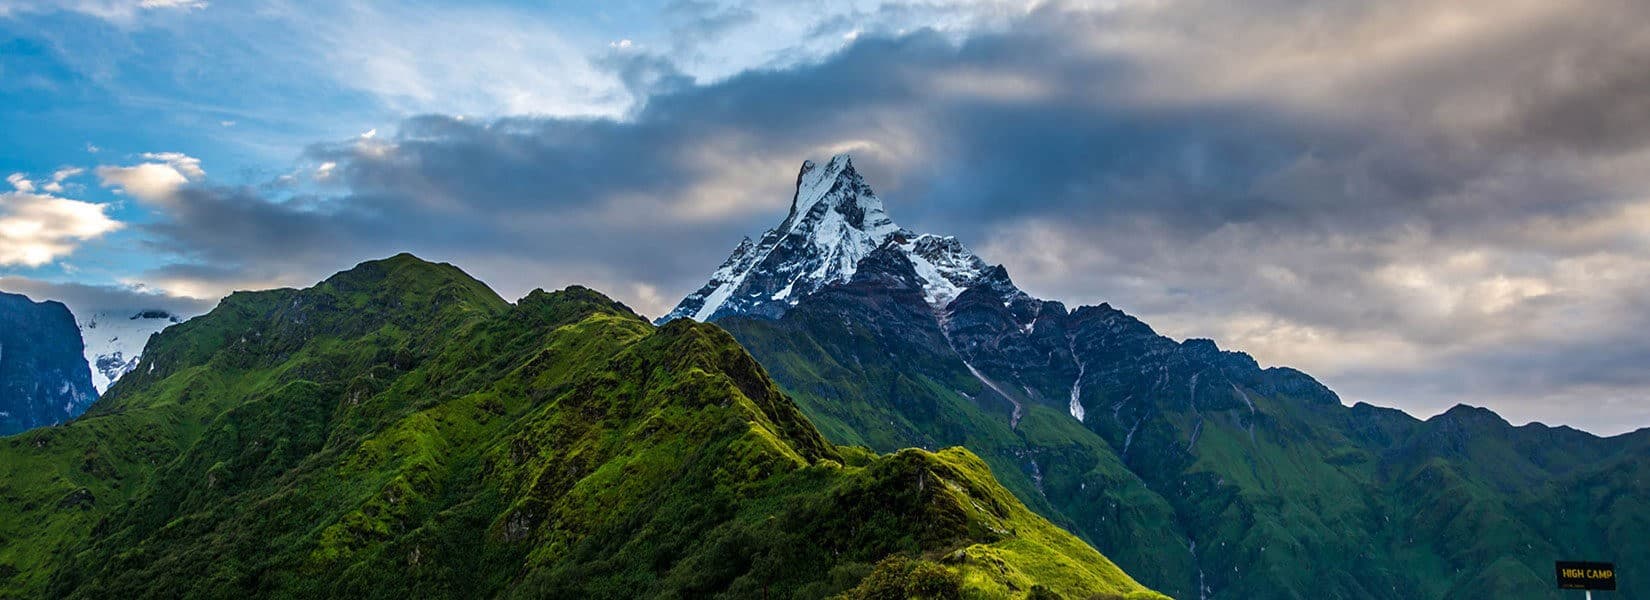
xmin=661 ymin=154 xmax=904 ymax=323
xmin=784 ymin=154 xmax=895 ymax=233
xmin=659 ymin=155 xmax=1017 ymax=324
xmin=79 ymin=309 xmax=180 ymax=393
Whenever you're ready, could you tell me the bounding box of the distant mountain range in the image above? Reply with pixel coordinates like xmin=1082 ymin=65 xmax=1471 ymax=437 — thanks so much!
xmin=665 ymin=155 xmax=1650 ymax=599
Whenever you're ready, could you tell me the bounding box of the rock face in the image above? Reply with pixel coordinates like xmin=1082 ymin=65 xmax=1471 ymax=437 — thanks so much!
xmin=666 ymin=156 xmax=1650 ymax=600
xmin=0 ymin=292 xmax=97 ymax=435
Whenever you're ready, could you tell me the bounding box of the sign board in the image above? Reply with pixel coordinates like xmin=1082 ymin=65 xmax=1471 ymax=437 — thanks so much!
xmin=1557 ymin=561 xmax=1616 ymax=591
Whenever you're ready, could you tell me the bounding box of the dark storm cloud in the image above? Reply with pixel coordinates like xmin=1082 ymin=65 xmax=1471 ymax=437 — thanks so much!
xmin=136 ymin=1 xmax=1650 ymax=433
xmin=1494 ymin=59 xmax=1650 ymax=156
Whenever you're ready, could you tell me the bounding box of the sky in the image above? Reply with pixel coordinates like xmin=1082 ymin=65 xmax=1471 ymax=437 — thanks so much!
xmin=2 ymin=0 xmax=1649 ymax=435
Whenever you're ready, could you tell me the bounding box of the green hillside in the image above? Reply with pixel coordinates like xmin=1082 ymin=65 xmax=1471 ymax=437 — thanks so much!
xmin=717 ymin=255 xmax=1650 ymax=600
xmin=0 ymin=254 xmax=1165 ymax=600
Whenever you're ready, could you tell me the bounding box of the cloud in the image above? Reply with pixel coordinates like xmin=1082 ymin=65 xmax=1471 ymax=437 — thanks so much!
xmin=42 ymin=167 xmax=86 ymax=194
xmin=6 ymin=173 xmax=34 ymax=192
xmin=660 ymin=0 xmax=754 ymax=55
xmin=0 ymin=276 xmax=214 ymax=317
xmin=139 ymin=152 xmax=205 ymax=178
xmin=138 ymin=0 xmax=205 ymax=9
xmin=285 ymin=3 xmax=626 ymax=118
xmin=95 ymin=152 xmax=205 ymax=203
xmin=0 ymin=0 xmax=207 ymax=21
xmin=106 ymin=1 xmax=1650 ymax=434
xmin=0 ymin=191 xmax=123 ymax=267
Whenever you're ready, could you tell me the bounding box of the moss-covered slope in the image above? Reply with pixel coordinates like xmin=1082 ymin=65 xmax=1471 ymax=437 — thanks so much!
xmin=0 ymin=254 xmax=1164 ymax=600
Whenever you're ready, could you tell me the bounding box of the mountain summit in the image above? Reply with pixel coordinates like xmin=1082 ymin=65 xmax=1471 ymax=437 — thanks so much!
xmin=664 ymin=157 xmax=1650 ymax=599
xmin=659 ymin=154 xmax=998 ymax=322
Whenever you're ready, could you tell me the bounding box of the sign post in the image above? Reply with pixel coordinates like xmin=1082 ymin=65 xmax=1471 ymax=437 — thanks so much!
xmin=1557 ymin=561 xmax=1616 ymax=598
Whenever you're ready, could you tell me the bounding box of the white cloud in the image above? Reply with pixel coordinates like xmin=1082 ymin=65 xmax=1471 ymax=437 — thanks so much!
xmin=0 ymin=191 xmax=123 ymax=267
xmin=95 ymin=152 xmax=205 ymax=203
xmin=42 ymin=167 xmax=86 ymax=194
xmin=609 ymin=39 xmax=634 ymax=50
xmin=1 ymin=0 xmax=207 ymax=22
xmin=96 ymin=163 xmax=188 ymax=201
xmin=315 ymin=161 xmax=338 ymax=181
xmin=359 ymin=128 xmax=377 ymax=139
xmin=138 ymin=0 xmax=206 ymax=9
xmin=140 ymin=152 xmax=206 ymax=179
xmin=6 ymin=173 xmax=35 ymax=192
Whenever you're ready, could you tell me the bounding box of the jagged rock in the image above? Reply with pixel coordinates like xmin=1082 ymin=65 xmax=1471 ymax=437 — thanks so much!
xmin=0 ymin=292 xmax=98 ymax=435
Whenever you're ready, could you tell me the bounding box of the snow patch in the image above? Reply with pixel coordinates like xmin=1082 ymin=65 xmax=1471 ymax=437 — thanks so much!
xmin=965 ymin=361 xmax=1022 ymax=429
xmin=1122 ymin=417 xmax=1143 ymax=456
xmin=1069 ymin=362 xmax=1087 ymax=422
xmin=1232 ymin=383 xmax=1257 ymax=443
xmin=899 ymin=234 xmax=989 ymax=309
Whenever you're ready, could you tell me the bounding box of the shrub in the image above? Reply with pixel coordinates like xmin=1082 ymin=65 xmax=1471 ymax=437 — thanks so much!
xmin=841 ymin=555 xmax=961 ymax=600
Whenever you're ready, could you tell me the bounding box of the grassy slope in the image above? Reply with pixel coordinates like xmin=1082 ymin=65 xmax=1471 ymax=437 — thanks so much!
xmin=0 ymin=254 xmax=1164 ymax=600
xmin=722 ymin=302 xmax=1650 ymax=600
xmin=724 ymin=314 xmax=1195 ymax=598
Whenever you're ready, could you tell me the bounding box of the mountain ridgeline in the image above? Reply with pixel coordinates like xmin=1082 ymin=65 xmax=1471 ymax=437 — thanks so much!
xmin=0 ymin=254 xmax=1165 ymax=599
xmin=666 ymin=155 xmax=1650 ymax=599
